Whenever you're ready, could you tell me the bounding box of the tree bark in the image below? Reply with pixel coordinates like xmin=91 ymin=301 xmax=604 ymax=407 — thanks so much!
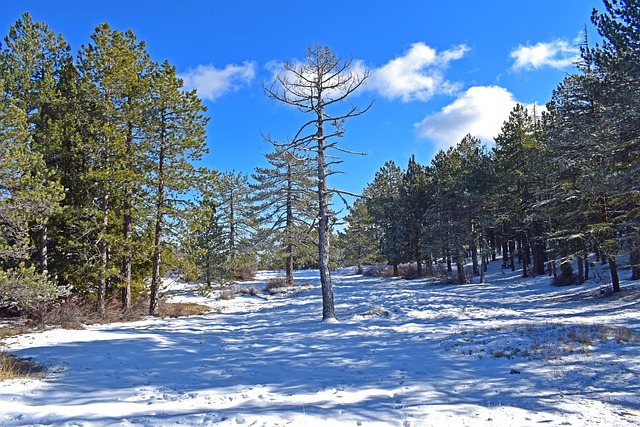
xmin=631 ymin=246 xmax=640 ymax=280
xmin=149 ymin=121 xmax=166 ymax=316
xmin=456 ymin=256 xmax=466 ymax=285
xmin=316 ymin=109 xmax=335 ymax=321
xmin=38 ymin=222 xmax=48 ymax=274
xmin=98 ymin=193 xmax=108 ymax=316
xmin=609 ymin=256 xmax=620 ymax=293
xmin=471 ymin=238 xmax=479 ymax=277
xmin=480 ymin=222 xmax=486 ymax=283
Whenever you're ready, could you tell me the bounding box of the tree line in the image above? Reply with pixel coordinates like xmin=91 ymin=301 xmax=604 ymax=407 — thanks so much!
xmin=0 ymin=14 xmax=215 ymax=316
xmin=342 ymin=0 xmax=640 ymax=291
xmin=2 ymin=1 xmax=639 ymax=322
xmin=0 ymin=14 xmax=364 ymax=320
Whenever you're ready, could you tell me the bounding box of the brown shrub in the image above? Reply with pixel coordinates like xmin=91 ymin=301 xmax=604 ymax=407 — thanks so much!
xmin=264 ymin=276 xmax=290 ymax=295
xmin=219 ymin=289 xmax=236 ymax=300
xmin=239 ymin=286 xmax=261 ymax=296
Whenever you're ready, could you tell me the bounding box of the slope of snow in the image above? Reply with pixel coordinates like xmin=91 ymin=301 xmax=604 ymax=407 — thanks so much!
xmin=1 ymin=264 xmax=639 ymax=426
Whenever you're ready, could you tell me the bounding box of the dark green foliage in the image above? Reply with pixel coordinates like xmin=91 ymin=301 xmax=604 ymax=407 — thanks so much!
xmin=1 ymin=14 xmax=212 ymax=316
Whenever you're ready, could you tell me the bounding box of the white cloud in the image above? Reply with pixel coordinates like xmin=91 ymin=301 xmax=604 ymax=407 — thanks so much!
xmin=179 ymin=61 xmax=256 ymax=101
xmin=510 ymin=40 xmax=579 ymax=71
xmin=369 ymin=42 xmax=469 ymax=102
xmin=414 ymin=85 xmax=518 ymax=151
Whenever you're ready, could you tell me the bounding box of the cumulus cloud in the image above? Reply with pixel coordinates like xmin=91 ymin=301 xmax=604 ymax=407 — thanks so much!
xmin=180 ymin=61 xmax=256 ymax=101
xmin=510 ymin=40 xmax=579 ymax=71
xmin=414 ymin=85 xmax=519 ymax=151
xmin=369 ymin=42 xmax=469 ymax=102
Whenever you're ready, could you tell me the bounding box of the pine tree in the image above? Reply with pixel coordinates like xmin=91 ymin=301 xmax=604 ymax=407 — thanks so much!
xmin=0 ymin=12 xmax=71 ymax=273
xmin=77 ymin=23 xmax=153 ymax=313
xmin=425 ymin=135 xmax=491 ymax=284
xmin=251 ymin=147 xmax=316 ymax=285
xmin=213 ymin=171 xmax=257 ymax=282
xmin=493 ymin=105 xmax=546 ymax=278
xmin=0 ymin=83 xmax=65 ymax=308
xmin=365 ymin=161 xmax=404 ymax=276
xmin=590 ymin=0 xmax=640 ymax=281
xmin=399 ymin=155 xmax=431 ymax=276
xmin=339 ymin=198 xmax=382 ymax=274
xmin=189 ymin=196 xmax=228 ymax=287
xmin=145 ymin=61 xmax=210 ymax=316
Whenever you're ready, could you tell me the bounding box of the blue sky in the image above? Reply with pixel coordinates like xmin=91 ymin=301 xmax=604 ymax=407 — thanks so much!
xmin=2 ymin=1 xmax=600 ymax=197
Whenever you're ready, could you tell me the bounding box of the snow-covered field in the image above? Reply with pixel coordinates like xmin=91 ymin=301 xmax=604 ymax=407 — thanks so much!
xmin=1 ymin=263 xmax=639 ymax=426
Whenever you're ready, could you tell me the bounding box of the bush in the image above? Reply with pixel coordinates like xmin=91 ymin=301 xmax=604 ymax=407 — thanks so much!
xmin=0 ymin=265 xmax=71 ymax=314
xmin=363 ymin=265 xmax=391 ymax=277
xmin=431 ymin=263 xmax=459 ymax=284
xmin=397 ymin=263 xmax=420 ymax=279
xmin=219 ymin=289 xmax=236 ymax=300
xmin=239 ymin=286 xmax=260 ymax=296
xmin=264 ymin=276 xmax=290 ymax=294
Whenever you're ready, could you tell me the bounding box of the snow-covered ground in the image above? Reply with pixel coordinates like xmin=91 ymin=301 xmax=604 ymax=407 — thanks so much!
xmin=1 ymin=262 xmax=639 ymax=426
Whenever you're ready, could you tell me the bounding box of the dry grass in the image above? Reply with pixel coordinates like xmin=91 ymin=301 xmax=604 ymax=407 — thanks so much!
xmin=0 ymin=324 xmax=33 ymax=340
xmin=360 ymin=306 xmax=390 ymax=317
xmin=157 ymin=301 xmax=211 ymax=318
xmin=238 ymin=286 xmax=261 ymax=296
xmin=0 ymin=351 xmax=46 ymax=381
xmin=219 ymin=289 xmax=236 ymax=300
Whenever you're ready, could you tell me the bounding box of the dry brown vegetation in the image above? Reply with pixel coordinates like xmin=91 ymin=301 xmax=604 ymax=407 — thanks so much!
xmin=157 ymin=301 xmax=211 ymax=318
xmin=0 ymin=351 xmax=46 ymax=381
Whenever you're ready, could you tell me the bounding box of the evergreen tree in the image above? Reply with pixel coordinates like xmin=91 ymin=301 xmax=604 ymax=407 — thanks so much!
xmin=0 ymin=83 xmax=65 ymax=308
xmin=493 ymin=104 xmax=546 ymax=278
xmin=339 ymin=198 xmax=382 ymax=274
xmin=365 ymin=161 xmax=404 ymax=276
xmin=399 ymin=155 xmax=431 ymax=276
xmin=251 ymin=147 xmax=316 ymax=284
xmin=145 ymin=61 xmax=210 ymax=315
xmin=213 ymin=171 xmax=257 ymax=281
xmin=590 ymin=0 xmax=640 ymax=281
xmin=76 ymin=23 xmax=153 ymax=313
xmin=0 ymin=12 xmax=72 ymax=273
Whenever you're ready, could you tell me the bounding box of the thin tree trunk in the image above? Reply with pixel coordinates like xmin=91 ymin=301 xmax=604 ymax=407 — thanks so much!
xmin=456 ymin=255 xmax=466 ymax=285
xmin=471 ymin=238 xmax=479 ymax=277
xmin=285 ymin=242 xmax=294 ymax=285
xmin=98 ymin=193 xmax=108 ymax=316
xmin=480 ymin=223 xmax=486 ymax=284
xmin=577 ymin=253 xmax=584 ymax=284
xmin=150 ymin=123 xmax=166 ymax=316
xmin=502 ymin=239 xmax=509 ymax=268
xmin=38 ymin=223 xmax=48 ymax=274
xmin=122 ymin=123 xmax=134 ymax=309
xmin=316 ymin=108 xmax=335 ymax=321
xmin=609 ymin=256 xmax=620 ymax=293
xmin=285 ymin=166 xmax=294 ymax=285
xmin=150 ymin=216 xmax=163 ymax=316
xmin=509 ymin=240 xmax=516 ymax=272
xmin=122 ymin=197 xmax=132 ymax=309
xmin=584 ymin=251 xmax=590 ymax=281
xmin=631 ymin=246 xmax=640 ymax=280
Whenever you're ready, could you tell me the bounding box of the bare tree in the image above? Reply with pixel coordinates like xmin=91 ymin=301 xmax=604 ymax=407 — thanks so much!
xmin=264 ymin=44 xmax=371 ymax=321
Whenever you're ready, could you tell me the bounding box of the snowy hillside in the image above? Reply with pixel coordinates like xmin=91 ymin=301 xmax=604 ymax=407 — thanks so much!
xmin=1 ymin=264 xmax=639 ymax=426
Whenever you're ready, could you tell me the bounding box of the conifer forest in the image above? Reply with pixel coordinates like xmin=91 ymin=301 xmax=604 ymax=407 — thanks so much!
xmin=2 ymin=3 xmax=639 ymax=318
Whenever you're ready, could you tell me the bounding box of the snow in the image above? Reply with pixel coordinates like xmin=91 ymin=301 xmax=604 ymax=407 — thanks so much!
xmin=1 ymin=264 xmax=639 ymax=426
